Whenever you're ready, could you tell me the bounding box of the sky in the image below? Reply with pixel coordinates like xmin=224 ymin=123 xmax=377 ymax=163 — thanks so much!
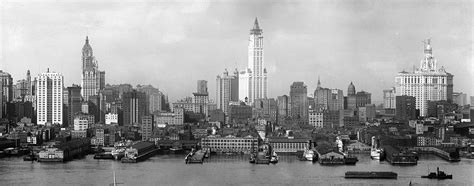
xmin=1 ymin=0 xmax=473 ymax=104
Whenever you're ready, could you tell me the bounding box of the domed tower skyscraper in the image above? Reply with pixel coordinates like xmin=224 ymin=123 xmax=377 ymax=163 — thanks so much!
xmin=348 ymin=82 xmax=356 ymax=96
xmin=395 ymin=39 xmax=453 ymax=116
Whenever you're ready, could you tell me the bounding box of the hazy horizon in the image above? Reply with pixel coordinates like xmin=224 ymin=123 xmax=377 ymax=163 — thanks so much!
xmin=1 ymin=0 xmax=472 ymax=104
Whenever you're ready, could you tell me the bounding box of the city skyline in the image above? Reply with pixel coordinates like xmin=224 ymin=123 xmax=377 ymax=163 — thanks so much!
xmin=1 ymin=0 xmax=472 ymax=103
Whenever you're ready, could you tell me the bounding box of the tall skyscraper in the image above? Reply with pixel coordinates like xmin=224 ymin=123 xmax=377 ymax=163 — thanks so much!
xmin=137 ymin=85 xmax=163 ymax=114
xmin=141 ymin=115 xmax=154 ymax=141
xmin=193 ymin=80 xmax=209 ymax=116
xmin=290 ymin=82 xmax=308 ymax=120
xmin=452 ymin=92 xmax=467 ymax=106
xmin=196 ymin=80 xmax=208 ymax=95
xmin=395 ymin=39 xmax=454 ymax=116
xmin=216 ymin=69 xmax=239 ymax=115
xmin=355 ymin=91 xmax=371 ymax=108
xmin=253 ymin=98 xmax=277 ymax=122
xmin=26 ymin=70 xmax=32 ymax=96
xmin=36 ymin=69 xmax=63 ymax=125
xmin=395 ymin=95 xmax=417 ymax=121
xmin=347 ymin=82 xmax=355 ymax=96
xmin=239 ymin=18 xmax=268 ymax=104
xmin=81 ymin=36 xmax=105 ymax=101
xmin=67 ymin=85 xmax=82 ymax=127
xmin=314 ymin=79 xmax=344 ymax=111
xmin=0 ymin=70 xmax=13 ymax=103
xmin=0 ymin=81 xmax=3 ymax=118
xmin=345 ymin=82 xmax=357 ymax=110
xmin=383 ymin=87 xmax=396 ymax=109
xmin=123 ymin=90 xmax=148 ymax=126
xmin=277 ymin=95 xmax=290 ymax=118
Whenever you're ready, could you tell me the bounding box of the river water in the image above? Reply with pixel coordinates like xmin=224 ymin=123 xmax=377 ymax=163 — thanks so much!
xmin=0 ymin=154 xmax=473 ymax=185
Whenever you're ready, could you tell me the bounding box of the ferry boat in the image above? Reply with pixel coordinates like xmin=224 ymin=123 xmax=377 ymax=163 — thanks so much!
xmin=94 ymin=152 xmax=114 ymax=159
xmin=370 ymin=136 xmax=381 ymax=160
xmin=111 ymin=148 xmax=125 ymax=160
xmin=421 ymin=167 xmax=452 ymax=179
xmin=111 ymin=141 xmax=132 ymax=160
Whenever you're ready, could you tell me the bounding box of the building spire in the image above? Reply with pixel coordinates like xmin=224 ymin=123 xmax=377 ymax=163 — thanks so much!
xmin=317 ymin=76 xmax=321 ymax=88
xmin=82 ymin=35 xmax=93 ymax=58
xmin=254 ymin=17 xmax=259 ymax=30
xmin=420 ymin=38 xmax=436 ymax=72
xmin=250 ymin=17 xmax=262 ymax=35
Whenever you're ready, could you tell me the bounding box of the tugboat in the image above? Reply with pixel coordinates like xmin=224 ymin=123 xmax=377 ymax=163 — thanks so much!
xmin=421 ymin=167 xmax=452 ymax=179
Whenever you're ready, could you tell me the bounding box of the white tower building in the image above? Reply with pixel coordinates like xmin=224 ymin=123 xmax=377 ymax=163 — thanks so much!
xmin=239 ymin=18 xmax=268 ymax=104
xmin=395 ymin=39 xmax=454 ymax=116
xmin=36 ymin=69 xmax=64 ymax=125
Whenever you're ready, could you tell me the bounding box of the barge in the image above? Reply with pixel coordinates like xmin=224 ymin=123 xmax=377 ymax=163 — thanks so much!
xmin=121 ymin=142 xmax=157 ymax=163
xmin=345 ymin=171 xmax=398 ymax=179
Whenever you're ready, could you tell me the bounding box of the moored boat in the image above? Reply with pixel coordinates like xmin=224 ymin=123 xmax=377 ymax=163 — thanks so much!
xmin=370 ymin=136 xmax=381 ymax=160
xmin=270 ymin=151 xmax=278 ymax=164
xmin=302 ymin=148 xmax=316 ymax=162
xmin=94 ymin=152 xmax=115 ymax=159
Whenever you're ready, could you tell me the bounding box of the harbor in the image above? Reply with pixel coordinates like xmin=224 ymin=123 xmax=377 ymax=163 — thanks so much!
xmin=0 ymin=153 xmax=472 ymax=185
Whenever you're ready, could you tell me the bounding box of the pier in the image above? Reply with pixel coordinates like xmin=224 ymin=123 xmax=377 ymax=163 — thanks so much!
xmin=383 ymin=146 xmax=417 ymax=165
xmin=121 ymin=142 xmax=157 ymax=163
xmin=411 ymin=147 xmax=460 ymax=162
xmin=185 ymin=150 xmax=205 ymax=164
